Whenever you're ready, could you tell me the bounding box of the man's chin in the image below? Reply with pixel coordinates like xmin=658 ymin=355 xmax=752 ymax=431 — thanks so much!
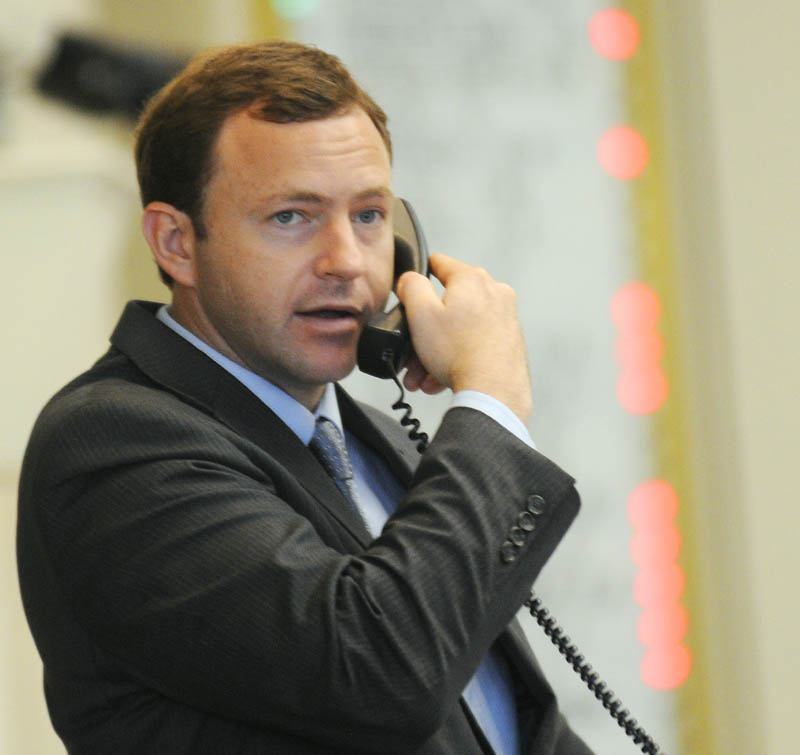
xmin=320 ymin=358 xmax=359 ymax=385
xmin=301 ymin=351 xmax=358 ymax=387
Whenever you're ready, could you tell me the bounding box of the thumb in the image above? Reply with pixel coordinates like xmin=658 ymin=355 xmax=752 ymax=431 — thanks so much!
xmin=395 ymin=269 xmax=452 ymax=388
xmin=395 ymin=270 xmax=440 ymax=317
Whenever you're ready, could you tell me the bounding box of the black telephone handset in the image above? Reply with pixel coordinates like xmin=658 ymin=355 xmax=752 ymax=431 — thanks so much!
xmin=358 ymin=200 xmax=665 ymax=754
xmin=357 ymin=198 xmax=429 ymax=380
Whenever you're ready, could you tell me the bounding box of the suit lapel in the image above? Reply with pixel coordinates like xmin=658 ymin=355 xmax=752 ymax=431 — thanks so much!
xmin=213 ymin=374 xmax=374 ymax=545
xmin=110 ymin=300 xmax=372 ymax=547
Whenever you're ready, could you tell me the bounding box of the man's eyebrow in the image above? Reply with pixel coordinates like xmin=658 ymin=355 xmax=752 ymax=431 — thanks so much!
xmin=262 ymin=191 xmax=326 ymax=205
xmin=259 ymin=187 xmax=394 ymax=205
xmin=354 ymin=186 xmax=394 ymax=201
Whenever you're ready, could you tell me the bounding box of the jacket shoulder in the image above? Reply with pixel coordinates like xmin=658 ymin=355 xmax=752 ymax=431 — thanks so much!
xmin=21 ymin=347 xmax=217 ymax=488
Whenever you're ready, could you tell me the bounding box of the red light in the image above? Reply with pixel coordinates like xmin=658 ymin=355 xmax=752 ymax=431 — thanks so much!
xmin=617 ymin=367 xmax=668 ymax=415
xmin=628 ymin=479 xmax=679 ymax=526
xmin=637 ymin=603 xmax=688 ymax=647
xmin=611 ymin=282 xmax=661 ymax=331
xmin=615 ymin=332 xmax=663 ymax=368
xmin=589 ymin=9 xmax=641 ymax=61
xmin=634 ymin=563 xmax=685 ymax=606
xmin=593 ymin=13 xmax=690 ymax=691
xmin=598 ymin=126 xmax=649 ymax=180
xmin=628 ymin=480 xmax=691 ymax=689
xmin=612 ymin=282 xmax=668 ymax=415
xmin=630 ymin=524 xmax=681 ymax=568
xmin=641 ymin=644 xmax=692 ymax=690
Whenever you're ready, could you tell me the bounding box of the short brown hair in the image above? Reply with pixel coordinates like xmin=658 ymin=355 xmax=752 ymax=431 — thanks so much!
xmin=134 ymin=39 xmax=391 ymax=286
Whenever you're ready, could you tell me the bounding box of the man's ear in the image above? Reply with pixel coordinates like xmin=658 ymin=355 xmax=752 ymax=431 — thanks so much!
xmin=141 ymin=202 xmax=199 ymax=287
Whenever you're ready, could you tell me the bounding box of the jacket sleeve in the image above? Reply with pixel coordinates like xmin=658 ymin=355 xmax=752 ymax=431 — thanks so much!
xmin=18 ymin=382 xmax=580 ymax=752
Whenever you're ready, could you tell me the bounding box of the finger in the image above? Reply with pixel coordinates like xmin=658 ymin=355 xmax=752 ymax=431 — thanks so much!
xmin=395 ymin=269 xmax=439 ymax=310
xmin=426 ymin=253 xmax=474 ymax=286
xmin=420 ymin=374 xmax=447 ymax=394
xmin=403 ymin=355 xmax=427 ymax=391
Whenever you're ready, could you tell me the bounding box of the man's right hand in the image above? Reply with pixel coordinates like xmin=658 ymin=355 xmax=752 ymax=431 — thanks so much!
xmin=396 ymin=253 xmax=533 ymax=422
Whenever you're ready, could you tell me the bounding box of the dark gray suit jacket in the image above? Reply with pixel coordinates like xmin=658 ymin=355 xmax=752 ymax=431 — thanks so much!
xmin=17 ymin=300 xmax=592 ymax=754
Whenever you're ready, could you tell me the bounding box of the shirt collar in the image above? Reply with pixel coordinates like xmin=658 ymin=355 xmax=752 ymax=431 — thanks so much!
xmin=156 ymin=305 xmax=343 ymax=445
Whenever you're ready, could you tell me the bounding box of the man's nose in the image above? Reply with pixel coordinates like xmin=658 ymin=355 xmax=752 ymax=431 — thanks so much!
xmin=313 ymin=214 xmax=364 ymax=280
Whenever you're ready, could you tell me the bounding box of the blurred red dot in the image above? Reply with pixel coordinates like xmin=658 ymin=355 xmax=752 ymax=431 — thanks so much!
xmin=638 ymin=603 xmax=688 ymax=648
xmin=630 ymin=524 xmax=681 ymax=569
xmin=615 ymin=331 xmax=663 ymax=368
xmin=617 ymin=366 xmax=668 ymax=414
xmin=634 ymin=564 xmax=685 ymax=607
xmin=641 ymin=644 xmax=692 ymax=689
xmin=589 ymin=8 xmax=640 ymax=61
xmin=598 ymin=126 xmax=649 ymax=180
xmin=611 ymin=282 xmax=661 ymax=330
xmin=628 ymin=480 xmax=679 ymax=528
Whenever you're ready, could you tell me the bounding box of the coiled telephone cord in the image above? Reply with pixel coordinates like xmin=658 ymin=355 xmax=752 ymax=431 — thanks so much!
xmin=389 ymin=374 xmax=429 ymax=452
xmin=525 ymin=592 xmax=664 ymax=754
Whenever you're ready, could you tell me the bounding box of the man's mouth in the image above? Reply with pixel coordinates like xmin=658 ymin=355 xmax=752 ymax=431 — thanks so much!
xmin=300 ymin=309 xmax=358 ymax=319
xmin=295 ymin=306 xmax=365 ymax=328
xmin=297 ymin=304 xmax=363 ymax=319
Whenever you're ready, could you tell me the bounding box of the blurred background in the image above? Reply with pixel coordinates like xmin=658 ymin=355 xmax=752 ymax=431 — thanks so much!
xmin=1 ymin=1 xmax=797 ymax=753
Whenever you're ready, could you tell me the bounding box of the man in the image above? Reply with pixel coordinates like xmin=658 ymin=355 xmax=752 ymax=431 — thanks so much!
xmin=17 ymin=40 xmax=592 ymax=753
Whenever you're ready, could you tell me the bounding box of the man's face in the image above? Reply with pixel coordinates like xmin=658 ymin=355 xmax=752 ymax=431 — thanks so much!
xmin=183 ymin=107 xmax=395 ymax=408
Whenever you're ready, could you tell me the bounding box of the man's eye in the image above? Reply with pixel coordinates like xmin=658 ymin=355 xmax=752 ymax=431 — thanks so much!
xmin=273 ymin=210 xmax=303 ymax=225
xmin=355 ymin=209 xmax=381 ymax=224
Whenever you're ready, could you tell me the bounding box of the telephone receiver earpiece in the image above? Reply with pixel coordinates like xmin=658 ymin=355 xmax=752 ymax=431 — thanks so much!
xmin=357 ymin=198 xmax=429 ymax=379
